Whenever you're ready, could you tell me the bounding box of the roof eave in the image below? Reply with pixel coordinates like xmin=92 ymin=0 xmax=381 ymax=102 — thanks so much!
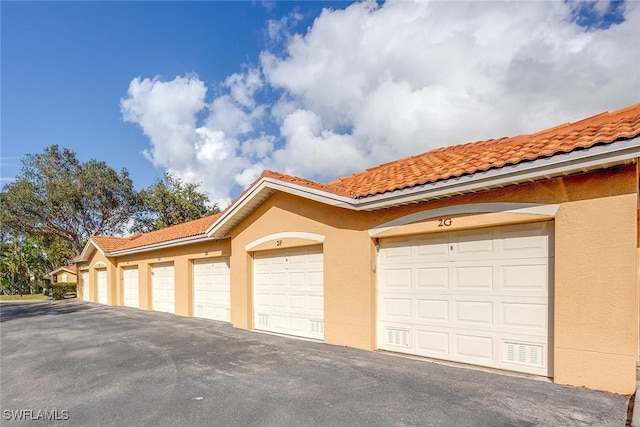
xmin=206 ymin=178 xmax=355 ymax=238
xmin=351 ymin=136 xmax=640 ymax=211
xmin=207 ymin=137 xmax=640 ymax=236
xmin=77 ymin=239 xmax=105 ymax=263
xmin=108 ymin=234 xmax=224 ymax=257
xmin=49 ymin=267 xmax=76 ymax=275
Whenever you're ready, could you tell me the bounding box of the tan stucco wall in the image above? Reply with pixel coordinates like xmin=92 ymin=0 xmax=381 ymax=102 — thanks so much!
xmin=54 ymin=271 xmax=77 ymax=283
xmin=115 ymin=239 xmax=230 ymax=317
xmin=554 ymin=192 xmax=637 ymax=394
xmin=77 ymin=248 xmax=117 ymax=304
xmin=228 ymin=164 xmax=638 ymax=394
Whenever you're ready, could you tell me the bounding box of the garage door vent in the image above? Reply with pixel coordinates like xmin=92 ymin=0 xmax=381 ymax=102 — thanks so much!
xmin=256 ymin=314 xmax=269 ymax=327
xmin=386 ymin=328 xmax=410 ymax=347
xmin=504 ymin=342 xmax=543 ymax=367
xmin=310 ymin=320 xmax=324 ymax=335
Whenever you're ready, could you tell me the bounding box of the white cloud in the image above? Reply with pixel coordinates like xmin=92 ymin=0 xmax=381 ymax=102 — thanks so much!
xmin=273 ymin=109 xmax=364 ymax=178
xmin=266 ymin=11 xmax=303 ymax=42
xmin=123 ymin=0 xmax=640 ymax=204
xmin=121 ymin=75 xmax=258 ymax=207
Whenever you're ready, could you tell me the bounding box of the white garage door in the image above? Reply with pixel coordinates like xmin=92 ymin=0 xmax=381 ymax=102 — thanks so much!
xmin=253 ymin=246 xmax=324 ymax=340
xmin=123 ymin=266 xmax=139 ymax=309
xmin=152 ymin=263 xmax=175 ymax=314
xmin=97 ymin=269 xmax=108 ymax=305
xmin=81 ymin=270 xmax=90 ymax=301
xmin=193 ymin=258 xmax=230 ymax=322
xmin=377 ymin=222 xmax=553 ymax=376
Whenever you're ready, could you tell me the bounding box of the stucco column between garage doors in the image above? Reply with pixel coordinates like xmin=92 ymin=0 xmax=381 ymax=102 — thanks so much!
xmin=554 ymin=192 xmax=637 ymax=395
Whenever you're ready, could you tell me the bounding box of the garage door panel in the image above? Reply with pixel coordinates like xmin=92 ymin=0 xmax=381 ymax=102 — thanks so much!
xmin=382 ymin=268 xmax=412 ymax=288
xmin=123 ymin=267 xmax=139 ymax=309
xmin=453 ymin=231 xmax=495 ymax=256
xmin=416 ymin=299 xmax=449 ymax=321
xmin=253 ymin=246 xmax=324 ymax=340
xmin=288 ymin=272 xmax=306 ymax=286
xmin=501 ymin=302 xmax=547 ymax=330
xmin=289 ymin=294 xmax=306 ymax=310
xmin=288 ymin=253 xmax=306 ymax=264
xmin=455 ymin=301 xmax=493 ymax=325
xmin=455 ymin=334 xmax=494 ymax=361
xmin=382 ymin=243 xmax=413 ymax=259
xmin=255 ymin=293 xmax=271 ymax=308
xmin=152 ymin=263 xmax=175 ymax=314
xmin=97 ymin=269 xmax=108 ymax=305
xmin=416 ymin=243 xmax=449 ymax=260
xmin=272 ymin=273 xmax=287 ymax=286
xmin=272 ymin=293 xmax=288 ymax=308
xmin=193 ymin=259 xmax=230 ymax=322
xmin=417 ymin=267 xmax=448 ymax=288
xmin=501 ymin=262 xmax=548 ymax=290
xmin=307 ymin=271 xmax=323 ymax=287
xmin=383 ymin=298 xmax=413 ymax=319
xmin=308 ymin=295 xmax=323 ymax=311
xmin=417 ymin=329 xmax=449 ymax=354
xmin=454 ymin=265 xmax=493 ymax=289
xmin=378 ymin=222 xmax=553 ymax=376
xmin=500 ymin=224 xmax=550 ymax=252
xmin=288 ymin=317 xmax=307 ymax=332
xmin=81 ymin=271 xmax=90 ymax=301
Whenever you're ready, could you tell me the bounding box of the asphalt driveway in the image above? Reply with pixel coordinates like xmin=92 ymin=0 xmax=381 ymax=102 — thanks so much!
xmin=0 ymin=300 xmax=630 ymax=426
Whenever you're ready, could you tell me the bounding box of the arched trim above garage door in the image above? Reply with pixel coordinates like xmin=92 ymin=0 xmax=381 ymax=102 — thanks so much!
xmin=369 ymin=203 xmax=559 ymax=237
xmin=246 ymin=232 xmax=325 ymax=252
xmin=93 ymin=261 xmax=107 ymax=268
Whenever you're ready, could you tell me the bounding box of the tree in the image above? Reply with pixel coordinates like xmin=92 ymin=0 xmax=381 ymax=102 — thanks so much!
xmin=2 ymin=145 xmax=138 ymax=254
xmin=0 ymin=234 xmax=49 ymax=294
xmin=132 ymin=173 xmax=219 ymax=233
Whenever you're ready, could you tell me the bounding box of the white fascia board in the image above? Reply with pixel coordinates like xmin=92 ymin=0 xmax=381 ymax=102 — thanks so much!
xmin=205 ymin=181 xmax=271 ymax=237
xmin=49 ymin=267 xmax=76 ymax=275
xmin=108 ymin=235 xmax=221 ymax=257
xmin=353 ymin=137 xmax=640 ymax=210
xmin=206 ymin=179 xmax=353 ymax=237
xmin=78 ymin=239 xmax=103 ymax=262
xmin=264 ymin=179 xmax=354 ymax=208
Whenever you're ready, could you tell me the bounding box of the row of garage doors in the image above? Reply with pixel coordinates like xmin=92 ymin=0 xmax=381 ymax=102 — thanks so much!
xmin=80 ymin=260 xmax=231 ymax=322
xmin=82 ymin=222 xmax=553 ymax=377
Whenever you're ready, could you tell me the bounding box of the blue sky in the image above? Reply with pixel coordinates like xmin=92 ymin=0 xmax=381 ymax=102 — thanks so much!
xmin=2 ymin=1 xmax=333 ymax=191
xmin=2 ymin=1 xmax=638 ymax=206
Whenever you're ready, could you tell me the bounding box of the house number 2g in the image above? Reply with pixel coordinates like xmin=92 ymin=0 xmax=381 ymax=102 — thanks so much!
xmin=438 ymin=218 xmax=452 ymax=227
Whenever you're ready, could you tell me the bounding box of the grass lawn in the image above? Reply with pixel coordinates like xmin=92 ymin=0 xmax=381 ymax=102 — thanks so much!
xmin=0 ymin=294 xmax=49 ymax=301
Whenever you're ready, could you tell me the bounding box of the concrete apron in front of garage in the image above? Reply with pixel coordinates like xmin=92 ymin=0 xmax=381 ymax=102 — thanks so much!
xmin=0 ymin=300 xmax=630 ymax=427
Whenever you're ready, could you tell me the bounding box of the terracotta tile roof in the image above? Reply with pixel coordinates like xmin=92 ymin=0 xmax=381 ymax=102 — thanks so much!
xmin=88 ymin=214 xmax=221 ymax=254
xmin=91 ymin=236 xmax=135 ymax=252
xmin=109 ymin=214 xmax=221 ymax=252
xmin=328 ymin=103 xmax=640 ymax=198
xmin=50 ymin=265 xmax=77 ymax=275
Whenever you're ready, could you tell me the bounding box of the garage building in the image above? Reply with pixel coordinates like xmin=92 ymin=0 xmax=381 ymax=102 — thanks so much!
xmin=76 ymin=104 xmax=640 ymax=395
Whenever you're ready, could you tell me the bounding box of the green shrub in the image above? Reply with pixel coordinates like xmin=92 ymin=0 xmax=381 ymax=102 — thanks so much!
xmin=51 ymin=282 xmax=77 ymax=300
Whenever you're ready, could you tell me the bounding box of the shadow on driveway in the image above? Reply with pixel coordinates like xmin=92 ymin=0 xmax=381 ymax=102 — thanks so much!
xmin=0 ymin=299 xmax=94 ymax=322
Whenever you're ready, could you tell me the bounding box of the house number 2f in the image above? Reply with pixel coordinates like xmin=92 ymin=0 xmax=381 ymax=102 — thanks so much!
xmin=438 ymin=218 xmax=452 ymax=227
